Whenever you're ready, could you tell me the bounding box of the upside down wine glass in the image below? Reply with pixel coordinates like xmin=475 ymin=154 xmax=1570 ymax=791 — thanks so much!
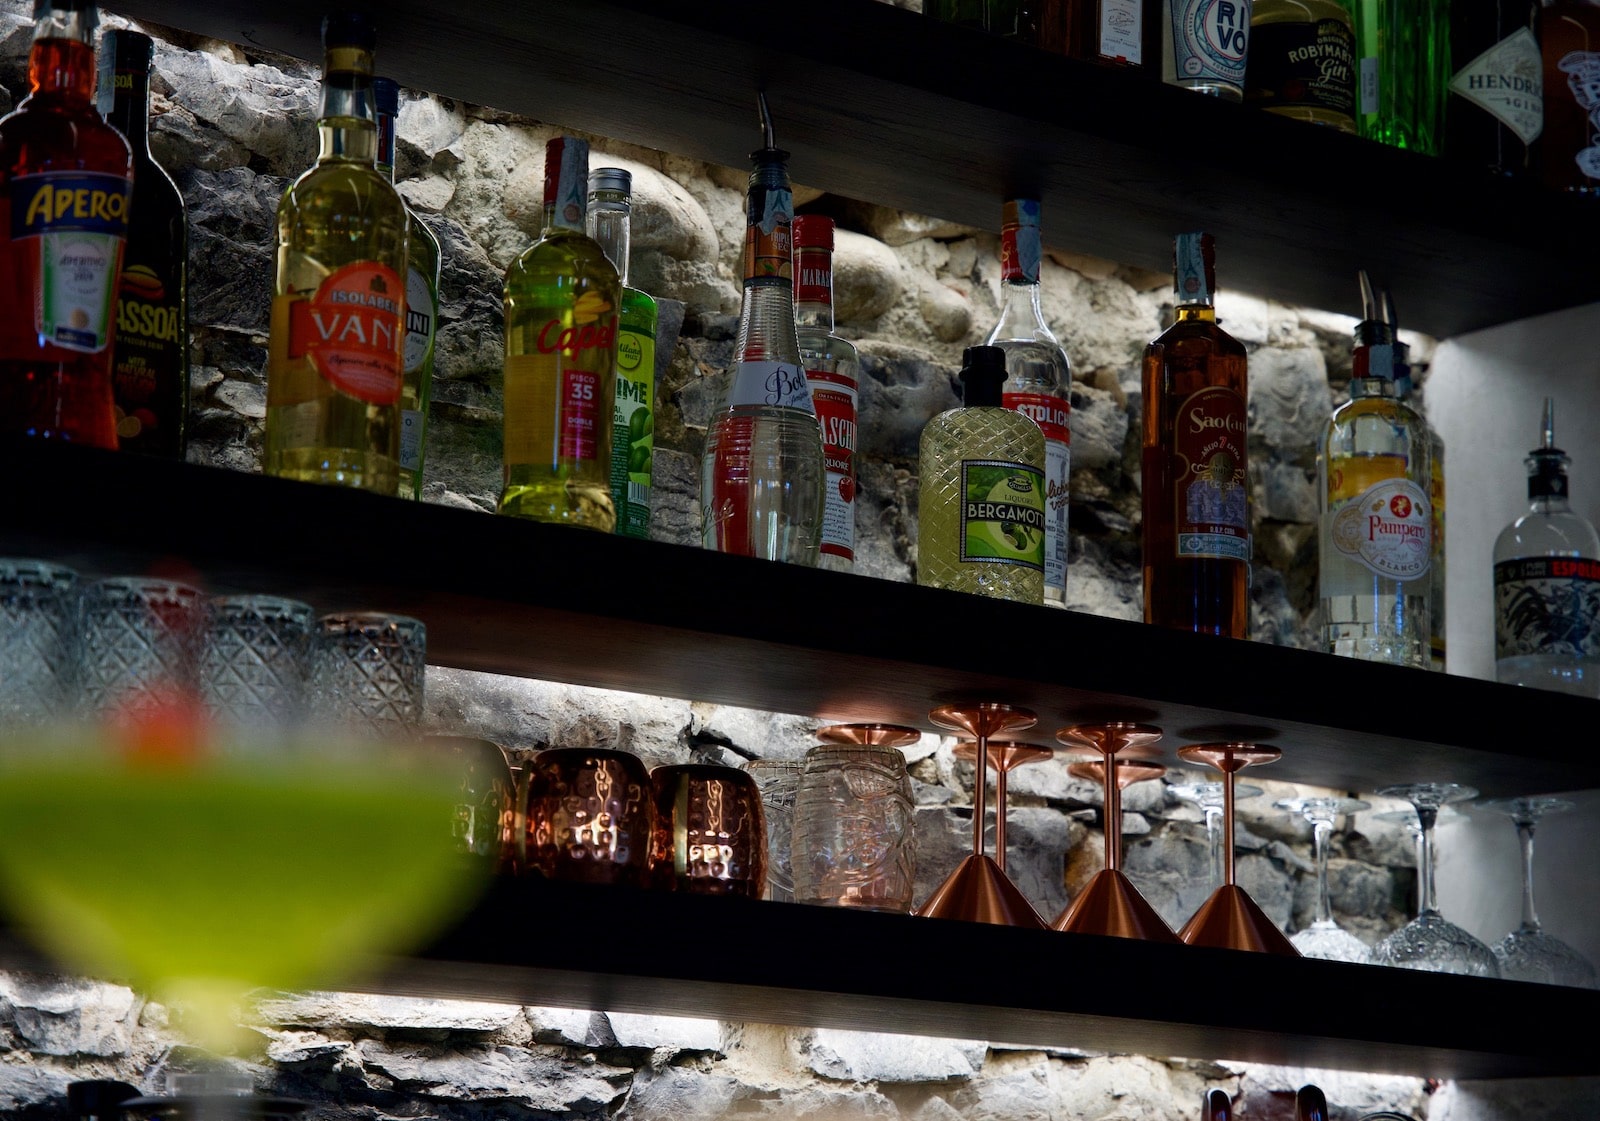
xmin=1169 ymin=775 xmax=1262 ymax=893
xmin=1274 ymin=795 xmax=1373 ymax=963
xmin=1475 ymin=795 xmax=1597 ymax=988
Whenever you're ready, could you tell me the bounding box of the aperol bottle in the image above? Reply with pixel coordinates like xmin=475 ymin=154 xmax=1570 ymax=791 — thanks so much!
xmin=0 ymin=0 xmax=133 ymax=448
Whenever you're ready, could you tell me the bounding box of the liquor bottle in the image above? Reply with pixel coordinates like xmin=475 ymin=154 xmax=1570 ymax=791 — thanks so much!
xmin=68 ymin=1080 xmax=141 ymax=1121
xmin=926 ymin=0 xmax=1035 ymax=39
xmin=1390 ymin=296 xmax=1445 ymax=672
xmin=0 ymin=0 xmax=132 ymax=449
xmin=264 ymin=14 xmax=408 ymax=493
xmin=1493 ymin=397 xmax=1600 ymax=698
xmin=1537 ymin=0 xmax=1600 ymax=194
xmin=1163 ymin=0 xmax=1252 ymax=101
xmin=499 ymin=136 xmax=619 ymax=531
xmin=1317 ymin=271 xmax=1431 ymax=669
xmin=918 ymin=344 xmax=1046 ymax=604
xmin=1245 ymin=0 xmax=1358 ymax=133
xmin=1353 ymin=0 xmax=1450 ymax=153
xmin=986 ymin=198 xmax=1071 ymax=609
xmin=1296 ymin=1085 xmax=1327 ymax=1121
xmin=1140 ymin=231 xmax=1250 ymax=639
xmin=1203 ymin=1089 xmax=1231 ymax=1121
xmin=700 ymin=97 xmax=824 ymax=565
xmin=793 ymin=214 xmax=858 ymax=572
xmin=587 ymin=167 xmax=658 ymax=541
xmin=98 ymin=29 xmax=188 ymax=459
xmin=1444 ymin=0 xmax=1543 ymax=176
xmin=373 ymin=76 xmax=441 ymax=501
xmin=1053 ymin=0 xmax=1162 ymax=74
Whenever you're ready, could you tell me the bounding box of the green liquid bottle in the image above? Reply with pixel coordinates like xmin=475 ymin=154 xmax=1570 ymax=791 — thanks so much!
xmin=587 ymin=167 xmax=658 ymax=540
xmin=917 ymin=344 xmax=1046 ymax=605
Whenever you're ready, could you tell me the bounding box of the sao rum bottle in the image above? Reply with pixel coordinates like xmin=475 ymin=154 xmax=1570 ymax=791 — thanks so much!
xmin=372 ymin=75 xmax=441 ymax=500
xmin=499 ymin=135 xmax=619 ymax=531
xmin=98 ymin=28 xmax=188 ymax=459
xmin=586 ymin=166 xmax=658 ymax=540
xmin=0 ymin=0 xmax=132 ymax=449
xmin=265 ymin=14 xmax=409 ymax=493
xmin=1141 ymin=231 xmax=1250 ymax=638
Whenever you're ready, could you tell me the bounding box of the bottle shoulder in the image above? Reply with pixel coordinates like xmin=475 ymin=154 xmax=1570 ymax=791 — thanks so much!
xmin=1148 ymin=314 xmax=1247 ymax=356
xmin=622 ymin=285 xmax=658 ymax=325
xmin=280 ymin=160 xmax=407 ymax=218
xmin=1 ymin=99 xmax=131 ymax=174
xmin=1494 ymin=510 xmax=1600 ymax=561
xmin=506 ymin=229 xmax=621 ymax=288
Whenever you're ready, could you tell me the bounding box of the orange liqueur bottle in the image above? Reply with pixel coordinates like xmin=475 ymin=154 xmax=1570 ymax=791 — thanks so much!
xmin=1141 ymin=231 xmax=1250 ymax=638
xmin=0 ymin=0 xmax=133 ymax=448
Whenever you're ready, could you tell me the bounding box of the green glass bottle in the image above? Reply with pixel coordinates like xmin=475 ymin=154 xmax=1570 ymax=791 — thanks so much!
xmin=587 ymin=168 xmax=658 ymax=540
xmin=1354 ymin=0 xmax=1450 ymax=153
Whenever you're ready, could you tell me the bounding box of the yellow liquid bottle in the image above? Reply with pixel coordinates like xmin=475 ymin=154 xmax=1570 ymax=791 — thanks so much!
xmin=264 ymin=14 xmax=408 ymax=494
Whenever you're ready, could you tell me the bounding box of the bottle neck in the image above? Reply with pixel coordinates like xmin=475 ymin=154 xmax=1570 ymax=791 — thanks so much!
xmin=793 ymin=243 xmax=835 ymax=331
xmin=98 ymin=47 xmax=152 ymax=149
xmin=1174 ymin=302 xmax=1217 ymax=324
xmin=28 ymin=6 xmax=96 ymax=103
xmin=375 ymin=107 xmax=396 ymax=183
xmin=317 ymin=49 xmax=378 ymax=166
xmin=994 ymin=275 xmax=1048 ymax=334
xmin=542 ymin=138 xmax=588 ymax=235
xmin=1528 ymin=450 xmax=1572 ymax=505
xmin=587 ymin=192 xmax=632 ymax=287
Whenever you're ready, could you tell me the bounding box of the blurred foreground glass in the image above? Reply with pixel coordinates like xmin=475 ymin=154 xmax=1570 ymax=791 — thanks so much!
xmin=309 ymin=612 xmax=427 ymax=739
xmin=78 ymin=576 xmax=205 ymax=728
xmin=649 ymin=763 xmax=766 ymax=896
xmin=0 ymin=558 xmax=80 ymax=728
xmin=523 ymin=746 xmax=653 ymax=886
xmin=792 ymin=730 xmax=916 ymax=912
xmin=200 ymin=595 xmax=314 ymax=741
xmin=742 ymin=758 xmax=804 ymax=902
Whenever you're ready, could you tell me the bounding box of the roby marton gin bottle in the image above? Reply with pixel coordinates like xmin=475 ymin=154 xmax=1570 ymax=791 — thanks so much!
xmin=987 ymin=198 xmax=1071 ymax=608
xmin=700 ymin=96 xmax=824 ymax=565
xmin=1317 ymin=270 xmax=1431 ymax=668
xmin=1493 ymin=397 xmax=1600 ymax=697
xmin=793 ymin=214 xmax=858 ymax=572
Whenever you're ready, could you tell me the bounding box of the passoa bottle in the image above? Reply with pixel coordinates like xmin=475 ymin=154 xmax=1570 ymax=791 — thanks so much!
xmin=987 ymin=198 xmax=1071 ymax=608
xmin=1140 ymin=231 xmax=1250 ymax=639
xmin=499 ymin=136 xmax=619 ymax=531
xmin=587 ymin=167 xmax=659 ymax=540
xmin=265 ymin=14 xmax=408 ymax=493
xmin=793 ymin=214 xmax=859 ymax=573
xmin=1493 ymin=398 xmax=1600 ymax=698
xmin=373 ymin=76 xmax=441 ymax=501
xmin=1444 ymin=0 xmax=1543 ymax=176
xmin=700 ymin=103 xmax=824 ymax=565
xmin=1537 ymin=0 xmax=1600 ymax=194
xmin=98 ymin=29 xmax=187 ymax=459
xmin=1317 ymin=272 xmax=1431 ymax=669
xmin=918 ymin=344 xmax=1046 ymax=605
xmin=0 ymin=0 xmax=132 ymax=449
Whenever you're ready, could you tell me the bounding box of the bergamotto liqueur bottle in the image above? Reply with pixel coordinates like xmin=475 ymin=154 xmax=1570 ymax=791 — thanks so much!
xmin=1493 ymin=398 xmax=1600 ymax=697
xmin=986 ymin=198 xmax=1071 ymax=608
xmin=265 ymin=14 xmax=408 ymax=493
xmin=700 ymin=98 xmax=824 ymax=565
xmin=1317 ymin=271 xmax=1431 ymax=668
xmin=918 ymin=344 xmax=1046 ymax=605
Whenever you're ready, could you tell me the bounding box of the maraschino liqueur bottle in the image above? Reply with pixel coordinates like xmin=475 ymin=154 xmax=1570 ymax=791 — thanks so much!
xmin=499 ymin=136 xmax=619 ymax=531
xmin=1317 ymin=271 xmax=1431 ymax=669
xmin=700 ymin=97 xmax=824 ymax=565
xmin=265 ymin=14 xmax=408 ymax=493
xmin=587 ymin=166 xmax=659 ymax=540
xmin=1493 ymin=398 xmax=1600 ymax=698
xmin=987 ymin=198 xmax=1071 ymax=608
xmin=793 ymin=214 xmax=859 ymax=573
xmin=1140 ymin=231 xmax=1250 ymax=638
xmin=373 ymin=76 xmax=441 ymax=501
xmin=918 ymin=344 xmax=1046 ymax=605
xmin=98 ymin=28 xmax=188 ymax=459
xmin=0 ymin=0 xmax=132 ymax=449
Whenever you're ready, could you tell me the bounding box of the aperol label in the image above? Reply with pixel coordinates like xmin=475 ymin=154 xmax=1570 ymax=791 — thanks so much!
xmin=10 ymin=172 xmax=131 ymax=354
xmin=285 ymin=261 xmax=404 ymax=406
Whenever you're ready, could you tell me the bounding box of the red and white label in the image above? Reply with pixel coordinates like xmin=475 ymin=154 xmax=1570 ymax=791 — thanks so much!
xmin=287 ymin=261 xmax=404 ymax=405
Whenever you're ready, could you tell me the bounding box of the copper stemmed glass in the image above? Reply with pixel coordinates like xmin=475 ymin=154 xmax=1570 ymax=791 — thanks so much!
xmin=914 ymin=702 xmax=1046 ymax=927
xmin=1050 ymin=722 xmax=1179 ymax=941
xmin=1174 ymin=742 xmax=1298 ymax=954
xmin=1274 ymin=795 xmax=1373 ymax=963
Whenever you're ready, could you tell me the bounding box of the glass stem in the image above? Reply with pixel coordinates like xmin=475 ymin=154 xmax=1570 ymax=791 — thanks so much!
xmin=1103 ymin=751 xmax=1121 ymax=873
xmin=1312 ymin=815 xmax=1335 ymax=925
xmin=1204 ymin=802 xmax=1225 ymax=890
xmin=971 ymin=734 xmax=989 ymax=858
xmin=994 ymin=754 xmax=1009 ymax=872
xmin=1415 ymin=803 xmax=1439 ymax=918
xmin=1517 ymin=816 xmax=1541 ymax=934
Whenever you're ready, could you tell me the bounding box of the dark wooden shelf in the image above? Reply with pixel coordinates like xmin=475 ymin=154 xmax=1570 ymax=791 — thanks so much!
xmin=107 ymin=0 xmax=1600 ymax=338
xmin=5 ymin=441 xmax=1599 ymax=804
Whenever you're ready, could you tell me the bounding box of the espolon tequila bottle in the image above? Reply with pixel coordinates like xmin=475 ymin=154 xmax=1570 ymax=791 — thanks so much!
xmin=1317 ymin=271 xmax=1431 ymax=669
xmin=0 ymin=0 xmax=132 ymax=449
xmin=700 ymin=97 xmax=824 ymax=565
xmin=793 ymin=214 xmax=858 ymax=572
xmin=1493 ymin=398 xmax=1600 ymax=698
xmin=265 ymin=14 xmax=408 ymax=493
xmin=1141 ymin=231 xmax=1250 ymax=638
xmin=499 ymin=136 xmax=619 ymax=531
xmin=918 ymin=344 xmax=1046 ymax=605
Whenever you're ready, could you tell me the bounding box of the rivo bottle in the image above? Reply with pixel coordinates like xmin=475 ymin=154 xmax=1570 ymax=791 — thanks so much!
xmin=0 ymin=0 xmax=133 ymax=449
xmin=99 ymin=29 xmax=189 ymax=459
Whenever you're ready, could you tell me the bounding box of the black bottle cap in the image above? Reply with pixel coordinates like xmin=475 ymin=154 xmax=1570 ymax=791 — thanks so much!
xmin=322 ymin=11 xmax=377 ymax=51
xmin=34 ymin=0 xmax=94 ymax=14
xmin=67 ymin=1079 xmax=142 ymax=1119
xmin=958 ymin=345 xmax=1008 ymax=407
xmin=1296 ymin=1084 xmax=1328 ymax=1121
xmin=102 ymin=28 xmax=154 ymax=69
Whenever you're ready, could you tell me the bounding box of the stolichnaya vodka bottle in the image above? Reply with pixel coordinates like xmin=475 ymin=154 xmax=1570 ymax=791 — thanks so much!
xmin=1493 ymin=398 xmax=1600 ymax=697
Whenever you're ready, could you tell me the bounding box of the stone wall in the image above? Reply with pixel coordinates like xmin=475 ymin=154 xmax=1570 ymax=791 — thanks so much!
xmin=0 ymin=5 xmax=1592 ymax=1120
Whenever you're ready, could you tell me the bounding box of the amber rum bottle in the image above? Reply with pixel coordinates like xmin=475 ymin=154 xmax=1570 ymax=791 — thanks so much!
xmin=499 ymin=136 xmax=620 ymax=531
xmin=1140 ymin=232 xmax=1250 ymax=639
xmin=265 ymin=14 xmax=408 ymax=493
xmin=98 ymin=29 xmax=188 ymax=459
xmin=0 ymin=0 xmax=132 ymax=449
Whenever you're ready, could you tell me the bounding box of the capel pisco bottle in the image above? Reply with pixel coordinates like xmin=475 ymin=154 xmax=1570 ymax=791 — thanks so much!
xmin=98 ymin=28 xmax=188 ymax=459
xmin=265 ymin=14 xmax=408 ymax=493
xmin=499 ymin=135 xmax=619 ymax=532
xmin=0 ymin=0 xmax=132 ymax=449
xmin=1140 ymin=231 xmax=1250 ymax=638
